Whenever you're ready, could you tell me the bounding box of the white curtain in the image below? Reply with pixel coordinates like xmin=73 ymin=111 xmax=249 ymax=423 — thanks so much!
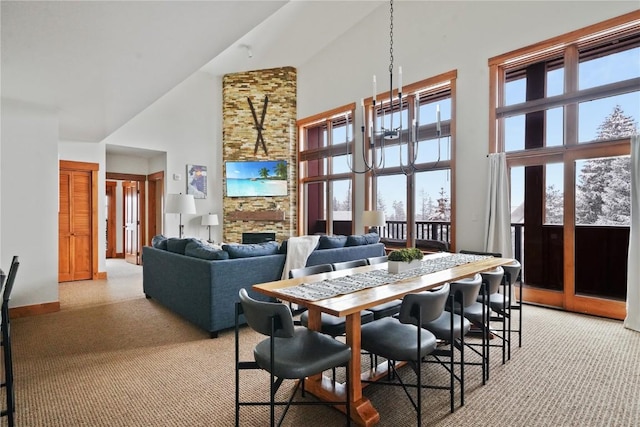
xmin=624 ymin=135 xmax=639 ymax=332
xmin=484 ymin=153 xmax=513 ymax=258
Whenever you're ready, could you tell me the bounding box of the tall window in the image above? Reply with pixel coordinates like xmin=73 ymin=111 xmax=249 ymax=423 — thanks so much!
xmin=370 ymin=72 xmax=456 ymax=249
xmin=298 ymin=105 xmax=355 ymax=235
xmin=490 ymin=10 xmax=639 ymax=319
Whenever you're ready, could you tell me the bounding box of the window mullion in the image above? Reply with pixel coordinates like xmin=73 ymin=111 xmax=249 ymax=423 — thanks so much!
xmin=564 ymin=44 xmax=579 ymax=146
xmin=497 ymin=76 xmax=640 ymax=118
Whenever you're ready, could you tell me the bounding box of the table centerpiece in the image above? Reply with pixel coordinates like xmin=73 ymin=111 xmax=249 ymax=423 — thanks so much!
xmin=387 ymin=247 xmax=424 ymax=274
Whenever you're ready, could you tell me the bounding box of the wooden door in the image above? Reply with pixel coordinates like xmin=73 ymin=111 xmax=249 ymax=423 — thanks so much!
xmin=59 ymin=169 xmax=93 ymax=282
xmin=123 ymin=181 xmax=140 ymax=265
xmin=106 ymin=181 xmax=116 ymax=258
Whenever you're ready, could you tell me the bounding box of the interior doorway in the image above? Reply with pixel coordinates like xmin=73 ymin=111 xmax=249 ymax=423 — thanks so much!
xmin=147 ymin=171 xmax=165 ymax=246
xmin=106 ymin=181 xmax=117 ymax=258
xmin=106 ymin=173 xmax=147 ymax=266
xmin=123 ymin=181 xmax=141 ymax=265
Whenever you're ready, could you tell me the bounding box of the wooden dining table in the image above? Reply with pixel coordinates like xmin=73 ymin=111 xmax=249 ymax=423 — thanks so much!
xmin=252 ymin=252 xmax=514 ymax=426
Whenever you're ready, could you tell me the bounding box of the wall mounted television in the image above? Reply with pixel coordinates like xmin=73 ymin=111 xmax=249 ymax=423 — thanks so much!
xmin=225 ymin=160 xmax=288 ymax=197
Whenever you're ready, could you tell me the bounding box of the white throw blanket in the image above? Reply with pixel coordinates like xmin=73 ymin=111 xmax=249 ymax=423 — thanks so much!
xmin=281 ymin=235 xmax=321 ymax=280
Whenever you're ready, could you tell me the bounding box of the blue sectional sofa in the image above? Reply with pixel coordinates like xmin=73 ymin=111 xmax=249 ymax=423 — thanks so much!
xmin=142 ymin=235 xmax=385 ymax=337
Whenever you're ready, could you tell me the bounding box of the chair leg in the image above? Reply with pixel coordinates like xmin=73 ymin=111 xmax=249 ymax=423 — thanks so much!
xmin=460 ymin=333 xmax=465 ymax=408
xmin=345 ymin=361 xmax=351 ymax=427
xmin=518 ymin=280 xmax=523 ymax=347
xmin=502 ymin=304 xmax=507 ymax=365
xmin=2 ymin=311 xmax=15 ymax=427
xmin=450 ymin=341 xmax=455 ymax=414
xmin=507 ymin=295 xmax=512 ymax=360
xmin=481 ymin=285 xmax=489 ymax=384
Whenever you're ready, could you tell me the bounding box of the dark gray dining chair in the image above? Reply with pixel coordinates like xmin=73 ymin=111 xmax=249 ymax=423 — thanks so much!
xmin=360 ymin=284 xmax=451 ymax=426
xmin=459 ymin=250 xmax=511 ymax=370
xmin=288 ymin=264 xmax=334 ymax=314
xmin=296 ymin=261 xmax=373 ymax=381
xmin=289 ymin=263 xmax=334 ymax=279
xmin=365 ymin=255 xmax=388 ymax=265
xmin=331 ymin=259 xmax=367 ymax=271
xmin=299 ymin=260 xmax=374 ymax=336
xmin=365 ymin=255 xmax=403 ymax=320
xmin=502 ymin=259 xmax=523 ymax=349
xmin=235 ymin=288 xmax=352 ymax=427
xmin=1 ymin=256 xmax=19 ymax=427
xmin=443 ymin=273 xmax=490 ymax=384
xmin=477 ymin=266 xmax=509 ymax=365
xmin=419 ymin=280 xmax=476 ymax=412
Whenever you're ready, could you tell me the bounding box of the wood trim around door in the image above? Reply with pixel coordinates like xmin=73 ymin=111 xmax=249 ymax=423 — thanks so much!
xmin=147 ymin=171 xmax=164 ymax=247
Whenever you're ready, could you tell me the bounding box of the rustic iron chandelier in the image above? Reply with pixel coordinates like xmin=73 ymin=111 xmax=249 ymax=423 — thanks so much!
xmin=347 ymin=0 xmax=421 ymax=176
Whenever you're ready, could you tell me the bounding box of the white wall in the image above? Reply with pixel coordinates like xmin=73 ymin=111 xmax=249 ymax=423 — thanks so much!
xmin=103 ymin=71 xmax=223 ymax=243
xmin=297 ymin=1 xmax=638 ymax=251
xmin=1 ymin=100 xmax=59 ymax=307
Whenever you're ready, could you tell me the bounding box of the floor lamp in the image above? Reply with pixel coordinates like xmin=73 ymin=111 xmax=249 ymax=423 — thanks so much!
xmin=201 ymin=213 xmax=219 ymax=243
xmin=166 ymin=193 xmax=196 ymax=238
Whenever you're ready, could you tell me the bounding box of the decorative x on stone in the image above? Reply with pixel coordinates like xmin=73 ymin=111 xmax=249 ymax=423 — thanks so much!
xmin=247 ymin=95 xmax=269 ymax=155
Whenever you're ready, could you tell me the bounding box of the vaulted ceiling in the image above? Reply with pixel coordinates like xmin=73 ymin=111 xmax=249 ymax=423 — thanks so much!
xmin=1 ymin=1 xmax=383 ymax=143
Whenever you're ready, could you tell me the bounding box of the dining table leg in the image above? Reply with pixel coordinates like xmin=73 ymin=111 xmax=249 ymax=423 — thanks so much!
xmin=345 ymin=312 xmax=380 ymax=426
xmin=302 ymin=308 xmax=381 ymax=426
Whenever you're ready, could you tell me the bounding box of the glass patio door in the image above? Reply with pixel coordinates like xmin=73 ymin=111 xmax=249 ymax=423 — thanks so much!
xmin=511 ymin=142 xmax=630 ymax=320
xmin=563 ymin=144 xmax=630 ymax=319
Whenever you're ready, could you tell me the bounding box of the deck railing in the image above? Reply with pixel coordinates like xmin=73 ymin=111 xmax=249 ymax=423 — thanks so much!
xmin=381 ymin=220 xmax=451 ymax=243
xmin=378 ymin=220 xmax=524 ymax=261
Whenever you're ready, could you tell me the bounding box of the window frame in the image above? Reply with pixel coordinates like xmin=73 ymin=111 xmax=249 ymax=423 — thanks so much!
xmin=488 ymin=10 xmax=639 ymax=319
xmin=298 ymin=103 xmax=356 ymax=235
xmin=366 ymin=71 xmax=457 ymax=249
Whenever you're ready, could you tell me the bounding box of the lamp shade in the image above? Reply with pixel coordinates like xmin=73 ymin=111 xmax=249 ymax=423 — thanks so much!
xmin=362 ymin=210 xmax=386 ymax=227
xmin=201 ymin=214 xmax=219 ymax=226
xmin=166 ymin=193 xmax=196 ymax=215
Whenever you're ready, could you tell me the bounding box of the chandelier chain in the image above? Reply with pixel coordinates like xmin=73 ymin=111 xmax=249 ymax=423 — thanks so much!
xmin=389 ymin=0 xmax=394 ymax=74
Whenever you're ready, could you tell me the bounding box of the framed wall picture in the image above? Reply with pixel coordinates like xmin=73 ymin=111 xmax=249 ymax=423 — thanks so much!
xmin=187 ymin=164 xmax=207 ymax=199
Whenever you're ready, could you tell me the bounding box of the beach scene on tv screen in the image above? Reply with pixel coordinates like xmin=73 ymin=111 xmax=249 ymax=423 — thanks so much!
xmin=226 ymin=160 xmax=288 ymax=197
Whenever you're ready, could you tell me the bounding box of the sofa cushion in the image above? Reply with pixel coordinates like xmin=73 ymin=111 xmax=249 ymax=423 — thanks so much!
xmin=363 ymin=233 xmax=381 ymax=244
xmin=318 ymin=235 xmax=347 ymax=249
xmin=346 ymin=234 xmax=367 ymax=246
xmin=152 ymin=234 xmax=168 ymax=250
xmin=185 ymin=241 xmax=230 ymax=260
xmin=223 ymin=241 xmax=280 ymax=259
xmin=166 ymin=238 xmax=198 ymax=255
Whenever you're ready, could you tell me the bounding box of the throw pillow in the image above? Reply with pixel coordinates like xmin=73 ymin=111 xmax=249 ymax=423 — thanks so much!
xmin=363 ymin=232 xmax=381 ymax=244
xmin=166 ymin=238 xmax=198 ymax=255
xmin=222 ymin=241 xmax=280 ymax=259
xmin=318 ymin=235 xmax=347 ymax=249
xmin=346 ymin=235 xmax=367 ymax=246
xmin=151 ymin=234 xmax=168 ymax=250
xmin=185 ymin=241 xmax=230 ymax=260
xmin=198 ymin=239 xmax=223 ymax=251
